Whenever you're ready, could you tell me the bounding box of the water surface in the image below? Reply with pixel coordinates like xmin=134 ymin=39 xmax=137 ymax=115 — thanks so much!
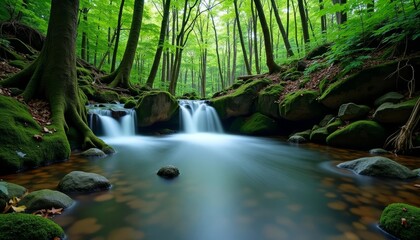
xmin=2 ymin=134 xmax=419 ymax=240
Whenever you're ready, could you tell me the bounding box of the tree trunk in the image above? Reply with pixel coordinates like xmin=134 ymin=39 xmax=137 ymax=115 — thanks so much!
xmin=111 ymin=0 xmax=125 ymax=72
xmin=146 ymin=0 xmax=171 ymax=88
xmin=270 ymin=0 xmax=294 ymax=57
xmin=81 ymin=8 xmax=89 ymax=61
xmin=231 ymin=18 xmax=238 ymax=84
xmin=1 ymin=0 xmax=112 ymax=153
xmin=253 ymin=0 xmax=281 ymax=73
xmin=319 ymin=0 xmax=327 ymax=33
xmin=251 ymin=3 xmax=261 ymax=73
xmin=210 ymin=12 xmax=225 ymax=90
xmin=233 ymin=0 xmax=252 ymax=75
xmin=297 ymin=0 xmax=310 ymax=46
xmin=333 ymin=0 xmax=347 ymax=24
xmin=101 ymin=0 xmax=144 ymax=90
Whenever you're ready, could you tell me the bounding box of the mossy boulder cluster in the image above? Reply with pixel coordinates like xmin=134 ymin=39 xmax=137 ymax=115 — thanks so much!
xmin=208 ymin=56 xmax=420 ymax=152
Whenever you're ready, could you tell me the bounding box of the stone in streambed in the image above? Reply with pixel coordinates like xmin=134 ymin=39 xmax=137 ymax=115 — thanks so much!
xmin=80 ymin=148 xmax=106 ymax=157
xmin=18 ymin=189 xmax=74 ymax=212
xmin=58 ymin=171 xmax=111 ymax=193
xmin=157 ymin=165 xmax=180 ymax=179
xmin=337 ymin=156 xmax=417 ymax=179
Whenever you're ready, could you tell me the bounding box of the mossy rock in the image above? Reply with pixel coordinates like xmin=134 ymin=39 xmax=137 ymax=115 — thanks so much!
xmin=124 ymin=100 xmax=137 ymax=108
xmin=18 ymin=189 xmax=74 ymax=212
xmin=135 ymin=91 xmax=178 ymax=127
xmin=92 ymin=90 xmax=120 ymax=103
xmin=236 ymin=113 xmax=279 ymax=135
xmin=8 ymin=60 xmax=27 ymax=69
xmin=319 ymin=60 xmax=416 ymax=109
xmin=291 ymin=129 xmax=312 ymax=139
xmin=58 ymin=171 xmax=111 ymax=193
xmin=211 ymin=79 xmax=271 ymax=119
xmin=374 ymin=92 xmax=404 ymax=107
xmin=337 ymin=103 xmax=371 ymax=121
xmin=319 ymin=114 xmax=335 ymax=127
xmin=380 ymin=203 xmax=420 ymax=240
xmin=288 ymin=135 xmax=307 ymax=143
xmin=326 ymin=120 xmax=386 ymax=150
xmin=0 ymin=181 xmax=27 ymax=201
xmin=279 ymin=90 xmax=327 ymax=121
xmin=0 ymin=95 xmax=70 ymax=174
xmin=0 ymin=213 xmax=65 ymax=240
xmin=256 ymin=84 xmax=283 ymax=119
xmin=373 ymin=97 xmax=419 ymax=124
xmin=337 ymin=156 xmax=417 ymax=179
xmin=310 ymin=118 xmax=343 ymax=143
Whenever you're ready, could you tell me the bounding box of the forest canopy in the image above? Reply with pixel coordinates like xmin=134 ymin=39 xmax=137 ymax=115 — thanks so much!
xmin=1 ymin=0 xmax=419 ymax=97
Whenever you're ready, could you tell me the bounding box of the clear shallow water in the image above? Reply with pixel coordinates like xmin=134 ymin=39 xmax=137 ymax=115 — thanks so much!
xmin=2 ymin=134 xmax=420 ymax=240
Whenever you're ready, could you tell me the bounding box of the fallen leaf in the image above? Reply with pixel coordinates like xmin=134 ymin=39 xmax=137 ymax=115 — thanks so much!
xmin=414 ymin=184 xmax=420 ymax=188
xmin=401 ymin=218 xmax=408 ymax=227
xmin=11 ymin=205 xmax=26 ymax=213
xmin=43 ymin=127 xmax=52 ymax=133
xmin=47 ymin=207 xmax=63 ymax=215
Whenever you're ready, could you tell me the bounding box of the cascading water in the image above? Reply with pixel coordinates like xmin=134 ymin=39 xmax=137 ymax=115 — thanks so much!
xmin=179 ymin=100 xmax=224 ymax=133
xmin=87 ymin=104 xmax=137 ymax=137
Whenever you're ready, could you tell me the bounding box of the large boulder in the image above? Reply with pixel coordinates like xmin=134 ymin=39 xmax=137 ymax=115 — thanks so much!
xmin=319 ymin=60 xmax=418 ymax=109
xmin=135 ymin=91 xmax=179 ymax=127
xmin=380 ymin=203 xmax=420 ymax=240
xmin=92 ymin=89 xmax=120 ymax=103
xmin=337 ymin=103 xmax=370 ymax=121
xmin=18 ymin=189 xmax=74 ymax=212
xmin=57 ymin=171 xmax=111 ymax=193
xmin=0 ymin=95 xmax=70 ymax=175
xmin=279 ymin=90 xmax=327 ymax=121
xmin=0 ymin=181 xmax=27 ymax=202
xmin=374 ymin=92 xmax=404 ymax=107
xmin=256 ymin=84 xmax=283 ymax=119
xmin=234 ymin=113 xmax=279 ymax=135
xmin=0 ymin=213 xmax=65 ymax=240
xmin=326 ymin=120 xmax=386 ymax=150
xmin=373 ymin=97 xmax=419 ymax=124
xmin=211 ymin=79 xmax=271 ymax=119
xmin=337 ymin=156 xmax=417 ymax=179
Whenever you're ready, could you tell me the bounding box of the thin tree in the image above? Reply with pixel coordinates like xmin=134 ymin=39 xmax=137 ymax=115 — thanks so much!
xmin=251 ymin=2 xmax=261 ymax=73
xmin=101 ymin=0 xmax=145 ymax=90
xmin=319 ymin=0 xmax=327 ymax=33
xmin=210 ymin=12 xmax=225 ymax=89
xmin=333 ymin=0 xmax=347 ymax=24
xmin=81 ymin=7 xmax=89 ymax=61
xmin=0 ymin=0 xmax=112 ymax=153
xmin=233 ymin=0 xmax=252 ymax=75
xmin=146 ymin=0 xmax=171 ymax=88
xmin=111 ymin=0 xmax=126 ymax=72
xmin=297 ymin=0 xmax=310 ymax=46
xmin=253 ymin=0 xmax=281 ymax=73
xmin=270 ymin=0 xmax=294 ymax=57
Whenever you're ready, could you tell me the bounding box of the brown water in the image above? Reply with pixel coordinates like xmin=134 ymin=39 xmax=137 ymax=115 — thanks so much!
xmin=2 ymin=133 xmax=419 ymax=240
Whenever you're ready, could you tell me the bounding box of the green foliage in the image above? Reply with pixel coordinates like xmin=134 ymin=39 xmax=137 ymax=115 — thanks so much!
xmin=0 ymin=213 xmax=65 ymax=240
xmin=380 ymin=203 xmax=420 ymax=240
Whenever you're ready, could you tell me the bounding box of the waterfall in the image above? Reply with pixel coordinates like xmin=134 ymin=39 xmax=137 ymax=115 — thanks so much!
xmin=87 ymin=104 xmax=137 ymax=137
xmin=179 ymin=100 xmax=224 ymax=133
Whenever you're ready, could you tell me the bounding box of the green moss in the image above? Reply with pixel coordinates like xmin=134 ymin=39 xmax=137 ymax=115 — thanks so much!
xmin=76 ymin=67 xmax=92 ymax=77
xmin=310 ymin=118 xmax=343 ymax=143
xmin=78 ymin=75 xmax=93 ymax=86
xmin=8 ymin=60 xmax=27 ymax=69
xmin=238 ymin=113 xmax=279 ymax=135
xmin=319 ymin=61 xmax=404 ymax=108
xmin=0 ymin=95 xmax=69 ymax=174
xmin=92 ymin=90 xmax=120 ymax=103
xmin=211 ymin=79 xmax=271 ymax=119
xmin=257 ymin=84 xmax=284 ymax=119
xmin=124 ymin=100 xmax=137 ymax=108
xmin=0 ymin=213 xmax=65 ymax=240
xmin=379 ymin=203 xmax=420 ymax=240
xmin=279 ymin=90 xmax=327 ymax=121
xmin=136 ymin=91 xmax=178 ymax=127
xmin=373 ymin=97 xmax=419 ymax=124
xmin=326 ymin=120 xmax=386 ymax=150
xmin=79 ymin=85 xmax=94 ymax=98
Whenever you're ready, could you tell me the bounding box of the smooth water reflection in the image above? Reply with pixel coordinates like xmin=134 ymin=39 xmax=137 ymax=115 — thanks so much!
xmin=2 ymin=134 xmax=419 ymax=240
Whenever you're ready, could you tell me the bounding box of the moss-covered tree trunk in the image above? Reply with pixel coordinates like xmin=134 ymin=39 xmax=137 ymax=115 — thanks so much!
xmin=101 ymin=0 xmax=144 ymax=90
xmin=0 ymin=0 xmax=112 ymax=154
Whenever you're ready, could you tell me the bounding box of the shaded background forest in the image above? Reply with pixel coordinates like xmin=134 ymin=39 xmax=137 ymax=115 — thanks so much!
xmin=1 ymin=0 xmax=418 ymax=97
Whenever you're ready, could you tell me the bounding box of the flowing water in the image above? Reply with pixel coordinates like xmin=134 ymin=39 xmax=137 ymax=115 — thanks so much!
xmin=2 ymin=103 xmax=420 ymax=240
xmin=179 ymin=100 xmax=224 ymax=133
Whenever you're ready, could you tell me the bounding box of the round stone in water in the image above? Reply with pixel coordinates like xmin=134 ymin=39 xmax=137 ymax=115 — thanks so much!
xmin=157 ymin=165 xmax=180 ymax=179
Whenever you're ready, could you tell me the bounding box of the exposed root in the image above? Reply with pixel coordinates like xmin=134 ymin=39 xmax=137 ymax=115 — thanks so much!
xmin=385 ymin=97 xmax=420 ymax=153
